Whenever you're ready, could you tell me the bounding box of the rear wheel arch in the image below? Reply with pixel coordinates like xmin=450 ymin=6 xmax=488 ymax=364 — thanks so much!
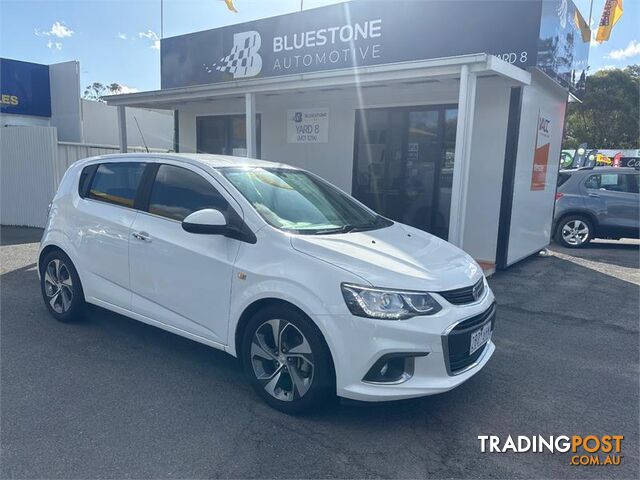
xmin=38 ymin=244 xmax=66 ymax=274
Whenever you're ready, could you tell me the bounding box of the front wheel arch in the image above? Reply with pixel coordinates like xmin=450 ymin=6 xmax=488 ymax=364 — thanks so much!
xmin=555 ymin=214 xmax=594 ymax=247
xmin=234 ymin=298 xmax=336 ymax=380
xmin=554 ymin=211 xmax=598 ymax=239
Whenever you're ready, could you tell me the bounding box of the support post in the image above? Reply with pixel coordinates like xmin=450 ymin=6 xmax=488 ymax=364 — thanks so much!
xmin=245 ymin=93 xmax=257 ymax=158
xmin=173 ymin=110 xmax=180 ymax=153
xmin=117 ymin=105 xmax=128 ymax=153
xmin=448 ymin=65 xmax=477 ymax=249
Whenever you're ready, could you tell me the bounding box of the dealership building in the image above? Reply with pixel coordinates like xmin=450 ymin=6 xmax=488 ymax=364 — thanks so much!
xmin=106 ymin=0 xmax=589 ymax=271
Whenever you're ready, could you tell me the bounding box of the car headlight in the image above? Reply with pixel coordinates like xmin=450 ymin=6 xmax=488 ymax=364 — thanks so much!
xmin=341 ymin=283 xmax=442 ymax=320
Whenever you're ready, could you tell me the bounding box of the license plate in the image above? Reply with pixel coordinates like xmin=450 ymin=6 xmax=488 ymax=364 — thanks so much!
xmin=469 ymin=323 xmax=492 ymax=355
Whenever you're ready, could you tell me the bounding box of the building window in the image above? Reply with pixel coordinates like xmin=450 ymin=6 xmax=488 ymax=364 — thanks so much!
xmin=353 ymin=105 xmax=457 ymax=239
xmin=196 ymin=114 xmax=261 ymax=158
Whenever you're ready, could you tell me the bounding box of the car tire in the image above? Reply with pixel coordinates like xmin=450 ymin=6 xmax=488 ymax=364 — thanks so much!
xmin=556 ymin=215 xmax=593 ymax=248
xmin=241 ymin=304 xmax=335 ymax=414
xmin=40 ymin=249 xmax=86 ymax=322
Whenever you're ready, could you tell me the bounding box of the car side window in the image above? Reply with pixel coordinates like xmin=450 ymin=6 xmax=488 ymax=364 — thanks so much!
xmin=148 ymin=164 xmax=229 ymax=222
xmin=87 ymin=163 xmax=146 ymax=208
xmin=623 ymin=174 xmax=639 ymax=194
xmin=599 ymin=174 xmax=626 ymax=192
xmin=584 ymin=174 xmax=600 ymax=189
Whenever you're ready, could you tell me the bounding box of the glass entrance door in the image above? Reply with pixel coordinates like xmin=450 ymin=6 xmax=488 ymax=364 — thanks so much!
xmin=353 ymin=106 xmax=457 ymax=239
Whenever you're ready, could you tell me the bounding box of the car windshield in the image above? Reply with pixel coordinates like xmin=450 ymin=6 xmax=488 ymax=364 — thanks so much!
xmin=222 ymin=167 xmax=392 ymax=234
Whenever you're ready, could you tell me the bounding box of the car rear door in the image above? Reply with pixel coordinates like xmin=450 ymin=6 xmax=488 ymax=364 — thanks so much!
xmin=128 ymin=162 xmax=242 ymax=345
xmin=76 ymin=161 xmax=146 ymax=309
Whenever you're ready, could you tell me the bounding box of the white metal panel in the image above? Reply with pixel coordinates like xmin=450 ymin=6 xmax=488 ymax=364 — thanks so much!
xmin=448 ymin=65 xmax=477 ymax=249
xmin=461 ymin=77 xmax=512 ymax=265
xmin=1 ymin=126 xmax=58 ymax=228
xmin=506 ymin=71 xmax=568 ymax=266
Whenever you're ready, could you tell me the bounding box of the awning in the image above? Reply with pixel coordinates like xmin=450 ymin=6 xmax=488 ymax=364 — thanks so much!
xmin=104 ymin=54 xmax=530 ymax=110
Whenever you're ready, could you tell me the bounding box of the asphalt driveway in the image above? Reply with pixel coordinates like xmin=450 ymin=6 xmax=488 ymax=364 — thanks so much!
xmin=1 ymin=226 xmax=638 ymax=479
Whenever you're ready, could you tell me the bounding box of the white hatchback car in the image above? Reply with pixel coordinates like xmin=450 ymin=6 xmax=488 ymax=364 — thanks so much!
xmin=39 ymin=154 xmax=495 ymax=412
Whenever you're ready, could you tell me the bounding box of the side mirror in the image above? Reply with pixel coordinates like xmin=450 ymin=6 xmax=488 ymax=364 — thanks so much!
xmin=182 ymin=209 xmax=227 ymax=235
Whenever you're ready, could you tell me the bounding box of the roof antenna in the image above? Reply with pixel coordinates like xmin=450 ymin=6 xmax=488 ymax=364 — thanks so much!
xmin=133 ymin=115 xmax=150 ymax=153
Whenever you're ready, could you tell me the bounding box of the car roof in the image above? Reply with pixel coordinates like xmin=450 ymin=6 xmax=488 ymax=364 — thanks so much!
xmin=560 ymin=167 xmax=639 ymax=174
xmin=77 ymin=153 xmax=296 ymax=170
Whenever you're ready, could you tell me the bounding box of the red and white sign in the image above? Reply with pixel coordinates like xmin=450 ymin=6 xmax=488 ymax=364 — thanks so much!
xmin=531 ymin=110 xmax=551 ymax=191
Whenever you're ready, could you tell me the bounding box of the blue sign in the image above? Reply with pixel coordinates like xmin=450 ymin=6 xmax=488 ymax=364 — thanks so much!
xmin=161 ymin=0 xmax=588 ymax=98
xmin=1 ymin=58 xmax=52 ymax=117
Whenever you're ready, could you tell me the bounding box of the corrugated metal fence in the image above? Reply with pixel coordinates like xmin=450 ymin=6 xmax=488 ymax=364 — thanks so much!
xmin=1 ymin=127 xmax=58 ymax=228
xmin=1 ymin=126 xmax=169 ymax=228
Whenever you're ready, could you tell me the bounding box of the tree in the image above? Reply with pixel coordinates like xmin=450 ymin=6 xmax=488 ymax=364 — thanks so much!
xmin=82 ymin=82 xmax=124 ymax=102
xmin=563 ymin=65 xmax=639 ymax=149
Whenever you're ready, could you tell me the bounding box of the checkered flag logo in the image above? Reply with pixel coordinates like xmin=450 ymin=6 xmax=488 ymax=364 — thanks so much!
xmin=215 ymin=30 xmax=262 ymax=79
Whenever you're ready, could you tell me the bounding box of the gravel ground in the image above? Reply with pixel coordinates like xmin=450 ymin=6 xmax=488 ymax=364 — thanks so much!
xmin=1 ymin=226 xmax=638 ymax=479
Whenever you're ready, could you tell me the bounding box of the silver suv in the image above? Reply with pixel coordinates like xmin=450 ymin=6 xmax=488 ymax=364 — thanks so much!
xmin=553 ymin=167 xmax=639 ymax=248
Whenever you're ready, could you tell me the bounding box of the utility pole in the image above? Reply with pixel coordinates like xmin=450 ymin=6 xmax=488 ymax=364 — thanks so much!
xmin=300 ymin=0 xmax=304 ymax=11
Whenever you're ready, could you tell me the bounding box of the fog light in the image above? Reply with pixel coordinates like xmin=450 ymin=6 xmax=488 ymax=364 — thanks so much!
xmin=363 ymin=352 xmax=428 ymax=384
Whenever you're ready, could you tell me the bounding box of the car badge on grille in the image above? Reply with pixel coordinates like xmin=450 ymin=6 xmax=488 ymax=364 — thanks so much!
xmin=472 ymin=282 xmax=482 ymax=301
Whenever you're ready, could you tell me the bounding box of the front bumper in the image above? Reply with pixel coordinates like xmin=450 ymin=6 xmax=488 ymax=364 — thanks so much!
xmin=319 ymin=284 xmax=496 ymax=401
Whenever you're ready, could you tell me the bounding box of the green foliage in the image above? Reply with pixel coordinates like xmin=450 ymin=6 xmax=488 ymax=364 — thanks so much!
xmin=82 ymin=82 xmax=123 ymax=102
xmin=563 ymin=65 xmax=639 ymax=149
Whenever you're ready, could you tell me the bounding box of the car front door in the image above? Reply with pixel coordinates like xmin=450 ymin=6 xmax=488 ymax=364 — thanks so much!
xmin=128 ymin=162 xmax=242 ymax=345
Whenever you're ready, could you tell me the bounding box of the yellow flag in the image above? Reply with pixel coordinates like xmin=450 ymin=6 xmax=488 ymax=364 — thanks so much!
xmin=596 ymin=0 xmax=623 ymax=43
xmin=573 ymin=8 xmax=591 ymax=43
xmin=220 ymin=0 xmax=238 ymax=13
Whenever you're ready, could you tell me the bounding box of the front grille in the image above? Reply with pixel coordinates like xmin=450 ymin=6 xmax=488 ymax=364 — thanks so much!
xmin=444 ymin=303 xmax=496 ymax=375
xmin=452 ymin=303 xmax=495 ymax=333
xmin=439 ymin=277 xmax=485 ymax=305
xmin=449 ymin=343 xmax=488 ymax=373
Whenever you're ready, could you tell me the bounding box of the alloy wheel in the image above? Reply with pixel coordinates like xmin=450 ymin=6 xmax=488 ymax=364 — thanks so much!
xmin=44 ymin=259 xmax=74 ymax=314
xmin=561 ymin=219 xmax=590 ymax=246
xmin=250 ymin=319 xmax=315 ymax=402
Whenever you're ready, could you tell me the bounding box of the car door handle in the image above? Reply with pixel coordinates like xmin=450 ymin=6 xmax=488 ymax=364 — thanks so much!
xmin=132 ymin=231 xmax=152 ymax=242
xmin=588 ymin=193 xmax=600 ymax=198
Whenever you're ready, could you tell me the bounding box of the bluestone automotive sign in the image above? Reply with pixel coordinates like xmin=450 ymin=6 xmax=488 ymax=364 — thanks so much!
xmin=161 ymin=0 xmax=588 ymax=98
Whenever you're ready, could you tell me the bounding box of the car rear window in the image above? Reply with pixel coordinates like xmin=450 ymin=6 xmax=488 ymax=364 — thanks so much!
xmin=557 ymin=172 xmax=571 ymax=187
xmin=87 ymin=163 xmax=146 ymax=208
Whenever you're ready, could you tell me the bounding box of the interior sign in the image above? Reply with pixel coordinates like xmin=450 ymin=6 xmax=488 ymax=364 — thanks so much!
xmin=531 ymin=110 xmax=551 ymax=191
xmin=287 ymin=108 xmax=329 ymax=144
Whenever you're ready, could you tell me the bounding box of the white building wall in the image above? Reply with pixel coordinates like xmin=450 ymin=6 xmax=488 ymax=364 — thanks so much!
xmin=49 ymin=61 xmax=83 ymax=142
xmin=82 ymin=99 xmax=174 ymax=150
xmin=178 ymin=82 xmax=461 ymax=193
xmin=506 ymin=71 xmax=568 ymax=266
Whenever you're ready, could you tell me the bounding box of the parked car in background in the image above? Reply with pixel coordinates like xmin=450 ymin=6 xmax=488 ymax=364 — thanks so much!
xmin=554 ymin=167 xmax=640 ymax=248
xmin=38 ymin=154 xmax=495 ymax=413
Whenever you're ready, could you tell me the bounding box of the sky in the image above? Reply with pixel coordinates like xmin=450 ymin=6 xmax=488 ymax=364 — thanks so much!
xmin=0 ymin=0 xmax=638 ymax=94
